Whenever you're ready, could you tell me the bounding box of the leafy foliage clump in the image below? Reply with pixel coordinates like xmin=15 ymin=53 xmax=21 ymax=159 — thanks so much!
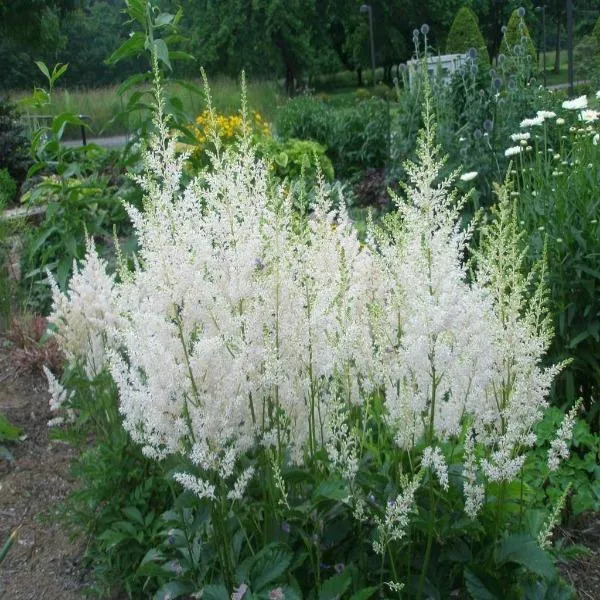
xmin=446 ymin=6 xmax=489 ymax=63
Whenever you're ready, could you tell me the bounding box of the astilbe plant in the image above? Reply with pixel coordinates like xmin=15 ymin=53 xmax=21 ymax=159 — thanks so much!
xmin=45 ymin=76 xmax=577 ymax=598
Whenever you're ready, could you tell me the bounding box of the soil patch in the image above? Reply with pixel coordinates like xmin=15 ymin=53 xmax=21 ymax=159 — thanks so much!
xmin=0 ymin=347 xmax=85 ymax=599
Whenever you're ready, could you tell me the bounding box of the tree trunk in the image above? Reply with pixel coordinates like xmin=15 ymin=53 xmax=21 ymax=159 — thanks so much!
xmin=285 ymin=63 xmax=295 ymax=96
xmin=357 ymin=66 xmax=363 ymax=87
xmin=554 ymin=19 xmax=561 ymax=74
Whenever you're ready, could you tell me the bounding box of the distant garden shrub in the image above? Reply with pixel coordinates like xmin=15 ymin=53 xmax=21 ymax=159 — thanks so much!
xmin=276 ymin=96 xmax=389 ymax=179
xmin=500 ymin=8 xmax=537 ymax=74
xmin=446 ymin=6 xmax=490 ymax=64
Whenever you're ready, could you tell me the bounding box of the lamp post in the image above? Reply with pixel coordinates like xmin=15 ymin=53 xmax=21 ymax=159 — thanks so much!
xmin=360 ymin=4 xmax=376 ymax=86
xmin=536 ymin=4 xmax=547 ymax=87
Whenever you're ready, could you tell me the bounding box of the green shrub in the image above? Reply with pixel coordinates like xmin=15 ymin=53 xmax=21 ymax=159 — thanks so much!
xmin=446 ymin=6 xmax=490 ymax=63
xmin=0 ymin=98 xmax=30 ymax=187
xmin=276 ymin=96 xmax=390 ymax=179
xmin=261 ymin=137 xmax=334 ymax=183
xmin=275 ymin=97 xmax=334 ymax=147
xmin=0 ymin=168 xmax=17 ymax=206
xmin=500 ymin=8 xmax=537 ymax=73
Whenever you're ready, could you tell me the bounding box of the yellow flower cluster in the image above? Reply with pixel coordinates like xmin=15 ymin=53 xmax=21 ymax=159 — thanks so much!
xmin=193 ymin=110 xmax=270 ymax=146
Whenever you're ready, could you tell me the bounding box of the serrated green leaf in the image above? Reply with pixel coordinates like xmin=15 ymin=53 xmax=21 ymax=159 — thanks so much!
xmin=251 ymin=545 xmax=293 ymax=591
xmin=318 ymin=570 xmax=352 ymax=600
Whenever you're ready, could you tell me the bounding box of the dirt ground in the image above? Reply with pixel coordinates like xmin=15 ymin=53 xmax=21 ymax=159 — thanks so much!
xmin=0 ymin=348 xmax=85 ymax=599
xmin=0 ymin=344 xmax=599 ymax=599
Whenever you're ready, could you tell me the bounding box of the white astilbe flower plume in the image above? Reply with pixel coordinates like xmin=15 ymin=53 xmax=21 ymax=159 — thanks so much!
xmin=47 ymin=237 xmax=117 ymax=379
xmin=474 ymin=184 xmax=564 ymax=482
xmin=548 ymin=399 xmax=582 ymax=471
xmin=373 ymin=95 xmax=497 ymax=449
xmin=422 ymin=446 xmax=449 ymax=490
xmin=104 ymin=72 xmax=377 ymax=481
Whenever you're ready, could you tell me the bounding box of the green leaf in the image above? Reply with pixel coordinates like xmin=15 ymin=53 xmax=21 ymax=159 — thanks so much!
xmin=125 ymin=0 xmax=146 ymax=27
xmin=201 ymin=584 xmax=229 ymax=600
xmin=122 ymin=506 xmax=145 ymax=526
xmin=348 ymin=586 xmax=379 ymax=600
xmin=116 ymin=73 xmax=148 ymax=96
xmin=34 ymin=61 xmax=50 ymax=82
xmin=313 ymin=478 xmax=350 ymax=503
xmin=0 ymin=414 xmax=21 ymax=442
xmin=251 ymin=545 xmax=293 ymax=591
xmin=494 ymin=534 xmax=555 ymax=579
xmin=318 ymin=570 xmax=352 ymax=600
xmin=169 ymin=50 xmax=196 ymax=62
xmin=155 ymin=12 xmax=174 ymax=28
xmin=152 ymin=39 xmax=172 ymax=71
xmin=50 ymin=63 xmax=68 ymax=85
xmin=106 ymin=32 xmax=146 ymax=65
xmin=154 ymin=581 xmax=195 ymax=599
xmin=464 ymin=568 xmax=497 ymax=600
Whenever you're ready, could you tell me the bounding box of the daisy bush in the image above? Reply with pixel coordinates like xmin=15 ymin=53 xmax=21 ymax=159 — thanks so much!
xmin=505 ymin=89 xmax=600 ymax=427
xmin=45 ymin=77 xmax=578 ymax=598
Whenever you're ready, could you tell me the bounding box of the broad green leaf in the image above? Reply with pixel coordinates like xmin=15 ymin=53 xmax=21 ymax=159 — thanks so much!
xmin=169 ymin=50 xmax=196 ymax=62
xmin=106 ymin=32 xmax=145 ymax=65
xmin=51 ymin=63 xmax=68 ymax=84
xmin=494 ymin=534 xmax=555 ymax=579
xmin=152 ymin=38 xmax=172 ymax=71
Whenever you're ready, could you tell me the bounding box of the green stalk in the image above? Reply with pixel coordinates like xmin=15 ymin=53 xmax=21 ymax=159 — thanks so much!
xmin=0 ymin=529 xmax=17 ymax=564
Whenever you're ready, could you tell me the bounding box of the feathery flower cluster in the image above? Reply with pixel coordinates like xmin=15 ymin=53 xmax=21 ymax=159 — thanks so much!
xmin=421 ymin=446 xmax=449 ymax=490
xmin=547 ymin=399 xmax=582 ymax=471
xmin=48 ymin=83 xmax=561 ymax=513
xmin=47 ymin=238 xmax=117 ymax=379
xmin=373 ymin=475 xmax=421 ymax=554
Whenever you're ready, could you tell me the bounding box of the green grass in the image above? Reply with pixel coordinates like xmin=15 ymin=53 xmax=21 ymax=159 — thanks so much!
xmin=12 ymin=76 xmax=283 ymax=139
